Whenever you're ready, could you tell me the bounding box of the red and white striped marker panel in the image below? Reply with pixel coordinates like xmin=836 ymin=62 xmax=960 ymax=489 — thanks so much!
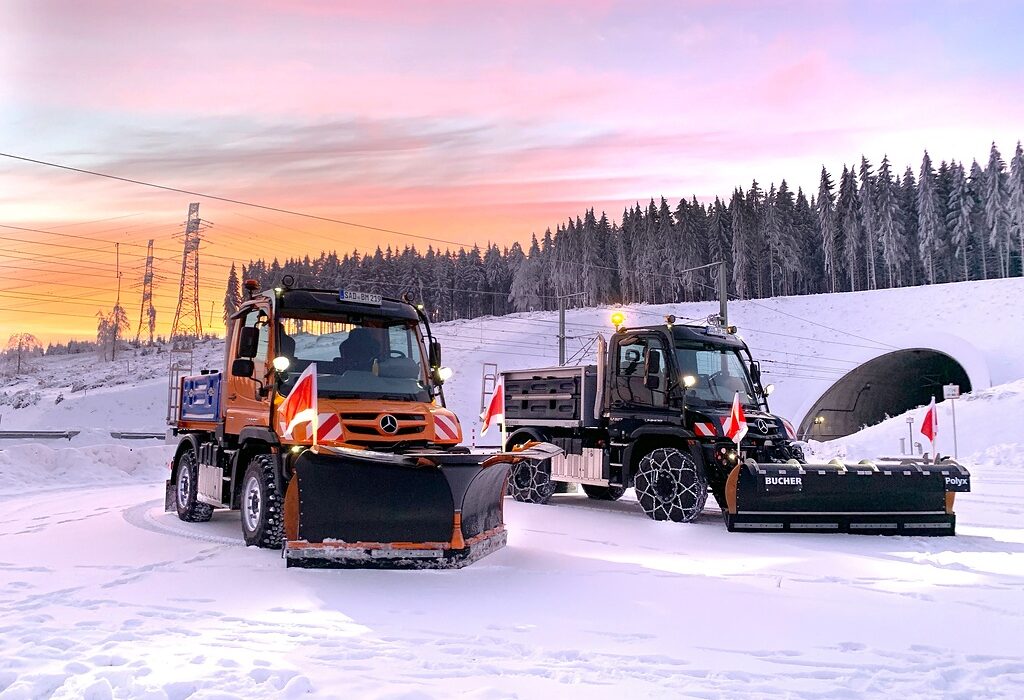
xmin=693 ymin=422 xmax=717 ymax=437
xmin=316 ymin=412 xmax=343 ymax=442
xmin=781 ymin=418 xmax=797 ymax=440
xmin=433 ymin=410 xmax=461 ymax=442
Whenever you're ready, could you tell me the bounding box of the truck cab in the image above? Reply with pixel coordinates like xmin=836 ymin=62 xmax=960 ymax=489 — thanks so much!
xmin=503 ymin=319 xmax=802 ymax=522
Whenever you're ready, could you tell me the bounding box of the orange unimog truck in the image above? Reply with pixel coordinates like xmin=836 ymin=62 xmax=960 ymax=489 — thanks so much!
xmin=166 ymin=278 xmax=556 ymax=568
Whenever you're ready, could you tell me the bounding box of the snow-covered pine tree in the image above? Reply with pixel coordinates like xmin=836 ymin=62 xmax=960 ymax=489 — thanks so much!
xmin=985 ymin=142 xmax=1011 ymax=277
xmin=917 ymin=151 xmax=943 ymax=284
xmin=875 ymin=156 xmax=906 ymax=288
xmin=816 ymin=167 xmax=841 ymax=292
xmin=746 ymin=181 xmax=767 ymax=297
xmin=947 ymin=162 xmax=974 ymax=281
xmin=968 ymin=160 xmax=991 ymax=280
xmin=707 ymin=197 xmax=731 ymax=293
xmin=858 ymin=157 xmax=878 ymax=289
xmin=224 ymin=263 xmax=241 ymax=323
xmin=774 ymin=180 xmax=800 ymax=296
xmin=509 ymin=235 xmax=545 ymax=312
xmin=729 ymin=189 xmax=750 ymax=299
xmin=836 ymin=167 xmax=862 ymax=291
xmin=900 ymin=167 xmax=921 ymax=287
xmin=763 ymin=184 xmax=781 ymax=296
xmin=1009 ymin=141 xmax=1024 ymax=275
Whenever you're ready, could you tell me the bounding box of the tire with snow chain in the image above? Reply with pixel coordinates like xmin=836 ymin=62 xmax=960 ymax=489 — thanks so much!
xmin=507 ymin=458 xmax=556 ymax=504
xmin=582 ymin=484 xmax=626 ymax=501
xmin=634 ymin=447 xmax=707 ymax=523
xmin=240 ymin=454 xmax=284 ymax=549
xmin=175 ymin=445 xmax=213 ymax=523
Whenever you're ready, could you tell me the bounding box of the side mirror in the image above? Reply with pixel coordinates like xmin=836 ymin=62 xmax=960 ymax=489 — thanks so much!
xmin=763 ymin=383 xmax=775 ymax=397
xmin=429 ymin=339 xmax=442 ymax=368
xmin=238 ymin=327 xmax=260 ymax=358
xmin=645 ymin=349 xmax=662 ymax=376
xmin=749 ymin=360 xmax=761 ymax=385
xmin=231 ymin=358 xmax=255 ymax=378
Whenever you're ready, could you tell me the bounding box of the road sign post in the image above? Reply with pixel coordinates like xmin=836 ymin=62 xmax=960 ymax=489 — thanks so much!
xmin=943 ymin=384 xmax=960 ymax=458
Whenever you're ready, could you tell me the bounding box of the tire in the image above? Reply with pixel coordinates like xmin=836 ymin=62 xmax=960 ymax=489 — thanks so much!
xmin=240 ymin=454 xmax=284 ymax=549
xmin=582 ymin=484 xmax=626 ymax=501
xmin=507 ymin=458 xmax=556 ymax=504
xmin=634 ymin=447 xmax=708 ymax=523
xmin=174 ymin=445 xmax=213 ymax=523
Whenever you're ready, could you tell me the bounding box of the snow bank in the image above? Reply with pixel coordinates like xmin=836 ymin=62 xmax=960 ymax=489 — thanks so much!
xmin=0 ymin=443 xmax=171 ymax=496
xmin=808 ymin=378 xmax=1024 ymax=462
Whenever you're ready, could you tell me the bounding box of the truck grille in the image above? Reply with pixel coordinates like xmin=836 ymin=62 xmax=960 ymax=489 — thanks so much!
xmin=340 ymin=412 xmax=427 ymax=439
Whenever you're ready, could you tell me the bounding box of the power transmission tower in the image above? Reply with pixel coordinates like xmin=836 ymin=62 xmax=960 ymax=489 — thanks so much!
xmin=167 ymin=203 xmax=205 ymax=424
xmin=134 ymin=239 xmax=155 ymax=344
xmin=170 ymin=203 xmax=203 ymax=339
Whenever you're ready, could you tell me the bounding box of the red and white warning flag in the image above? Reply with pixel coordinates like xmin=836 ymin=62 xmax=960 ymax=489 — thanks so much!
xmin=480 ymin=382 xmax=505 ymax=437
xmin=279 ymin=362 xmax=319 ymax=446
xmin=722 ymin=391 xmax=748 ymax=446
xmin=920 ymin=396 xmax=937 ymax=449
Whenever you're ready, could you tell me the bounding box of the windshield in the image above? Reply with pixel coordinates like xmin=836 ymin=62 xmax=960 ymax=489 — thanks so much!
xmin=275 ymin=313 xmax=430 ymax=402
xmin=674 ymin=342 xmax=757 ymax=407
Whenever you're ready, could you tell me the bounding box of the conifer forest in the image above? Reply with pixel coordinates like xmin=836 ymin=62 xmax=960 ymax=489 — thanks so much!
xmin=229 ymin=142 xmax=1024 ymax=322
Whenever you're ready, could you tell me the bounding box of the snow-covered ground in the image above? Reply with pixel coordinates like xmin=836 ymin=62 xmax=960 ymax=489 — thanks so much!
xmin=1 ymin=280 xmax=1023 ymax=698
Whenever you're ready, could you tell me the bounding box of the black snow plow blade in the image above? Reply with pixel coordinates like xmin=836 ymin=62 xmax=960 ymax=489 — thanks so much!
xmin=722 ymin=457 xmax=971 ymax=536
xmin=284 ymin=443 xmax=560 ymax=568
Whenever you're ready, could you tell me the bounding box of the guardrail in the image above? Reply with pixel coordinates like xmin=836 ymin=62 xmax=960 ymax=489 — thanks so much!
xmin=109 ymin=431 xmax=166 ymax=440
xmin=0 ymin=430 xmax=80 ymax=440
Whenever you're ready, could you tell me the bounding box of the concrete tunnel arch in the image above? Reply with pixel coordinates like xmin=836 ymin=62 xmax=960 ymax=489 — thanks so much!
xmin=796 ymin=334 xmax=992 ymax=441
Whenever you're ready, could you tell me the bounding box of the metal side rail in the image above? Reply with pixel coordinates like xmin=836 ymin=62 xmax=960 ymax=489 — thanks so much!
xmin=109 ymin=431 xmax=166 ymax=440
xmin=0 ymin=430 xmax=80 ymax=440
xmin=722 ymin=457 xmax=970 ymax=536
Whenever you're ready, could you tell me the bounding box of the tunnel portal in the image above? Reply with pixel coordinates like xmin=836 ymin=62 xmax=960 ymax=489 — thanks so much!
xmin=798 ymin=349 xmax=971 ymax=441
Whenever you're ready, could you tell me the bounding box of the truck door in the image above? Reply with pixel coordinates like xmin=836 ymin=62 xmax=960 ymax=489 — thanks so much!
xmin=225 ymin=304 xmax=272 ymax=435
xmin=608 ymin=333 xmax=669 ymax=414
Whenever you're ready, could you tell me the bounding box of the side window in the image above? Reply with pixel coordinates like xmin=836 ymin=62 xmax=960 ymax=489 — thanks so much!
xmin=238 ymin=308 xmax=270 ymax=362
xmin=613 ymin=335 xmax=667 ymax=407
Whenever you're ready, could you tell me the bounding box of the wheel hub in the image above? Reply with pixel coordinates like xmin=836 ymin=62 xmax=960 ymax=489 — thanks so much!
xmin=176 ymin=462 xmax=191 ymax=501
xmin=513 ymin=463 xmax=534 ymax=488
xmin=654 ymin=473 xmax=677 ymax=503
xmin=243 ymin=476 xmax=262 ymax=532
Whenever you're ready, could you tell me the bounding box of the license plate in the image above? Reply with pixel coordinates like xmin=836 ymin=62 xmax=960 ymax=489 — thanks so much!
xmin=339 ymin=290 xmax=382 ymax=305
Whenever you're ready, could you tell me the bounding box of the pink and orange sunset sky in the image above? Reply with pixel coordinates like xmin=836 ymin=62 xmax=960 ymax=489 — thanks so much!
xmin=1 ymin=0 xmax=1023 ymax=342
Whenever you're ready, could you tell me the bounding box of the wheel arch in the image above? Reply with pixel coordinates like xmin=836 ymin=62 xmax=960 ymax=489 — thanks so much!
xmin=232 ymin=438 xmax=281 ymax=509
xmin=622 ymin=426 xmax=697 ymax=485
xmin=504 ymin=427 xmax=548 ymax=451
xmin=171 ymin=433 xmax=206 ymax=482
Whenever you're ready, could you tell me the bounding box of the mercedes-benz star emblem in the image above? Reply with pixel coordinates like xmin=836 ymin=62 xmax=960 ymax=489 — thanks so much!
xmin=379 ymin=414 xmax=399 ymax=434
xmin=756 ymin=419 xmax=770 ymax=434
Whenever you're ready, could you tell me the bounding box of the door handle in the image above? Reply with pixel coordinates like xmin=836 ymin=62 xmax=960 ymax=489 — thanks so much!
xmin=228 ymin=394 xmax=237 ymax=400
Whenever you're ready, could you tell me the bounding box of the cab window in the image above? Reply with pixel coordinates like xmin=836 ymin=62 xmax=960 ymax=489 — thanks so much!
xmin=613 ymin=335 xmax=667 ymax=407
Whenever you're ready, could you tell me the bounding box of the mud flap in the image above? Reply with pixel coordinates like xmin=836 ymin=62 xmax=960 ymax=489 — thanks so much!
xmin=164 ymin=479 xmax=176 ymax=512
xmin=722 ymin=458 xmax=971 ymax=536
xmin=283 ymin=446 xmax=555 ymax=569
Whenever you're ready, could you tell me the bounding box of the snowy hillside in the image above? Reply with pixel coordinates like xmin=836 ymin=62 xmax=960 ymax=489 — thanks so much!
xmin=2 ymin=277 xmax=1020 ymax=445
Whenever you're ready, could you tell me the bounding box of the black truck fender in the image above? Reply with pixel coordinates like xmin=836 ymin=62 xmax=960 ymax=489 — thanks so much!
xmin=504 ymin=427 xmax=548 ymax=451
xmin=232 ymin=428 xmax=283 ymax=509
xmin=622 ymin=425 xmax=702 ymax=482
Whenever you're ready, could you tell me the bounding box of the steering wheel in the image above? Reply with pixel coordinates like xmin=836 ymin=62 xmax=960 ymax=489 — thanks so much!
xmin=389 ymin=349 xmax=407 ymax=359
